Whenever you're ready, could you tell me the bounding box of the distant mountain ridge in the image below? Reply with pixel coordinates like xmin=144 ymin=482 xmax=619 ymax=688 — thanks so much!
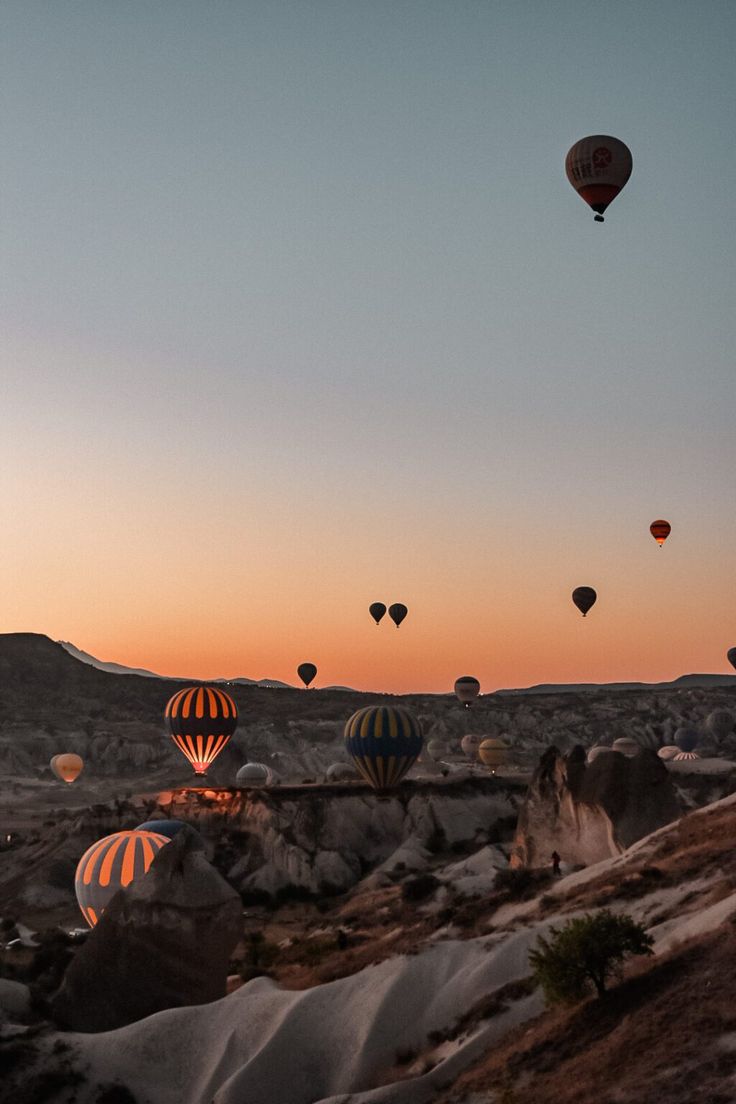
xmin=57 ymin=638 xmax=735 ymax=696
xmin=497 ymin=673 xmax=736 ymax=695
xmin=58 ymin=641 xmax=295 ymax=689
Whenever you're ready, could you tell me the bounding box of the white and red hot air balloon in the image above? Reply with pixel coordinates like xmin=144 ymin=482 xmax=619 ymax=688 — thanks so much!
xmin=565 ymin=136 xmax=632 ymax=222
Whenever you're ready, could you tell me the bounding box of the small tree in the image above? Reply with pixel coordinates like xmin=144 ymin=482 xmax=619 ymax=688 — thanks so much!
xmin=529 ymin=909 xmax=653 ymax=1005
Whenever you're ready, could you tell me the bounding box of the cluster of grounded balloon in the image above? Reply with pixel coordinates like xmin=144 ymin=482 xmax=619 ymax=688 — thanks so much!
xmin=369 ymin=603 xmax=408 ymax=628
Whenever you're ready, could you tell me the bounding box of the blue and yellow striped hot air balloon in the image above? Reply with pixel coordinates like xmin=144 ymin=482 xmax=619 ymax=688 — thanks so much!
xmin=74 ymin=830 xmax=170 ymax=927
xmin=344 ymin=705 xmax=423 ymax=790
xmin=164 ymin=685 xmax=238 ymax=775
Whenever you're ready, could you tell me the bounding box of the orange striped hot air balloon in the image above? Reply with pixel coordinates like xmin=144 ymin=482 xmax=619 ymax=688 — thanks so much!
xmin=74 ymin=830 xmax=170 ymax=927
xmin=164 ymin=685 xmax=238 ymax=775
xmin=650 ymin=519 xmax=671 ymax=546
xmin=565 ymin=136 xmax=632 ymax=222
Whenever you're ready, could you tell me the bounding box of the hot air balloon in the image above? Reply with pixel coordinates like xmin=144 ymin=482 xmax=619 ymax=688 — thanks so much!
xmin=565 ymin=135 xmax=632 ymax=222
xmin=50 ymin=753 xmax=83 ymax=784
xmin=388 ymin=603 xmax=408 ymax=628
xmin=727 ymin=647 xmax=736 ymax=672
xmin=612 ymin=737 xmax=640 ymax=758
xmin=325 ymin=762 xmax=359 ymax=782
xmin=454 ymin=676 xmax=480 ymax=707
xmin=75 ymin=829 xmax=170 ymax=927
xmin=587 ymin=745 xmax=615 ymax=764
xmin=297 ymin=663 xmax=317 ymax=688
xmin=478 ymin=737 xmax=509 ymax=771
xmin=235 ymin=762 xmax=271 ymax=787
xmin=572 ymin=587 xmax=597 ymax=617
xmin=136 ymin=818 xmax=205 ymax=849
xmin=164 ymin=685 xmax=238 ymax=775
xmin=707 ymin=709 xmax=734 ymax=740
xmin=658 ymin=745 xmax=679 ymax=761
xmin=650 ymin=520 xmax=671 ymax=547
xmin=344 ymin=705 xmax=423 ymax=789
xmin=461 ymin=733 xmax=482 ymax=760
xmin=674 ymin=727 xmax=699 ymax=753
xmin=369 ymin=602 xmax=387 ymax=626
xmin=426 ymin=739 xmax=449 ymax=763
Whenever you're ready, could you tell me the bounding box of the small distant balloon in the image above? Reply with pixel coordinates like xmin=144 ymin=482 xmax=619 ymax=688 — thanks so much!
xmin=707 ymin=709 xmax=734 ymax=740
xmin=236 ymin=762 xmax=271 ymax=787
xmin=650 ymin=520 xmax=671 ymax=547
xmin=727 ymin=647 xmax=736 ymax=672
xmin=388 ymin=603 xmax=408 ymax=628
xmin=297 ymin=663 xmax=317 ymax=688
xmin=460 ymin=733 xmax=482 ymax=760
xmin=164 ymin=686 xmax=238 ymax=775
xmin=454 ymin=676 xmax=480 ymax=707
xmin=50 ymin=753 xmax=83 ymax=784
xmin=565 ymin=135 xmax=632 ymax=222
xmin=674 ymin=727 xmax=699 ymax=753
xmin=572 ymin=587 xmax=597 ymax=617
xmin=426 ymin=739 xmax=448 ymax=763
xmin=369 ymin=603 xmax=387 ymax=626
xmin=478 ymin=737 xmax=509 ymax=771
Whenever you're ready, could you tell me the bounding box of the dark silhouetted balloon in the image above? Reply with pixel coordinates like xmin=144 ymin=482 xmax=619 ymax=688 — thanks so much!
xmin=565 ymin=136 xmax=632 ymax=222
xmin=572 ymin=587 xmax=597 ymax=617
xmin=50 ymin=753 xmax=83 ymax=784
xmin=75 ymin=829 xmax=170 ymax=927
xmin=454 ymin=676 xmax=480 ymax=707
xmin=650 ymin=520 xmax=671 ymax=546
xmin=164 ymin=686 xmax=238 ymax=775
xmin=727 ymin=647 xmax=736 ymax=672
xmin=674 ymin=727 xmax=699 ymax=753
xmin=297 ymin=663 xmax=317 ymax=688
xmin=369 ymin=603 xmax=387 ymax=626
xmin=707 ymin=709 xmax=734 ymax=740
xmin=344 ymin=705 xmax=423 ymax=789
xmin=388 ymin=603 xmax=408 ymax=628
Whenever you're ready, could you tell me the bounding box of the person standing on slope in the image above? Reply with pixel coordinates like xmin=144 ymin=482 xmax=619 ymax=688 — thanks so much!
xmin=551 ymin=851 xmax=561 ymax=877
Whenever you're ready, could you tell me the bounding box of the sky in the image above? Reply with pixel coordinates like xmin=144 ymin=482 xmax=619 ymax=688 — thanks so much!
xmin=1 ymin=1 xmax=735 ymax=693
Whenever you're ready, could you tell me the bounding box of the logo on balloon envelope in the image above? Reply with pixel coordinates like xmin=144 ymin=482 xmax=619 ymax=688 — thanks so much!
xmin=593 ymin=147 xmax=612 ymax=169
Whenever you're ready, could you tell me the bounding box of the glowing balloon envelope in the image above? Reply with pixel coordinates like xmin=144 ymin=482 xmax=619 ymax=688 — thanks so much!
xmin=612 ymin=737 xmax=640 ymax=757
xmin=388 ymin=603 xmax=408 ymax=628
xmin=369 ymin=602 xmax=387 ymax=626
xmin=344 ymin=705 xmax=423 ymax=789
xmin=454 ymin=676 xmax=480 ymax=707
xmin=572 ymin=587 xmax=597 ymax=617
xmin=658 ymin=745 xmax=679 ymax=760
xmin=75 ymin=829 xmax=170 ymax=927
xmin=565 ymin=135 xmax=632 ymax=222
xmin=164 ymin=686 xmax=238 ymax=775
xmin=50 ymin=753 xmax=83 ymax=784
xmin=650 ymin=520 xmax=671 ymax=546
xmin=297 ymin=663 xmax=317 ymax=688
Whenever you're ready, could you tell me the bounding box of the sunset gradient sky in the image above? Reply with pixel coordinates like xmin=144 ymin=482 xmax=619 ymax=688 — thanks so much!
xmin=2 ymin=2 xmax=735 ymax=692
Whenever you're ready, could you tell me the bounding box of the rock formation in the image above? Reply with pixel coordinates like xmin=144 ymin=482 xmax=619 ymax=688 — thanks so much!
xmin=51 ymin=826 xmax=241 ymax=1032
xmin=511 ymin=744 xmax=681 ymax=868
